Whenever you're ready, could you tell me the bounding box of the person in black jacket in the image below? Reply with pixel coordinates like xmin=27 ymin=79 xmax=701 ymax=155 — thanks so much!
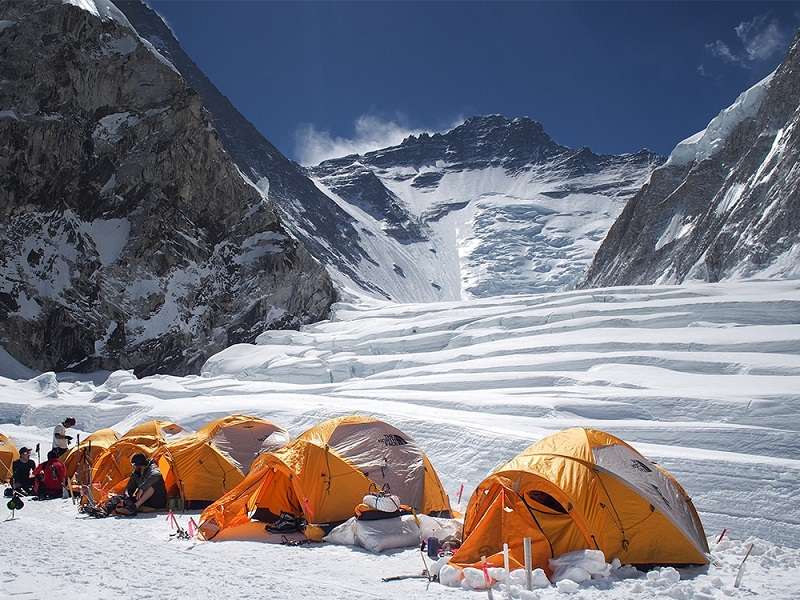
xmin=12 ymin=447 xmax=36 ymax=493
xmin=97 ymin=453 xmax=167 ymax=516
xmin=125 ymin=453 xmax=167 ymax=510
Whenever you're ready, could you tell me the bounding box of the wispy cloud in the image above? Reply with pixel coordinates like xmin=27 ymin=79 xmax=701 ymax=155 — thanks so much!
xmin=704 ymin=13 xmax=790 ymax=70
xmin=295 ymin=114 xmax=428 ymax=166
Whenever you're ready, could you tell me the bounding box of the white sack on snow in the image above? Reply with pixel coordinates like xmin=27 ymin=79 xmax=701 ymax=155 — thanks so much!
xmin=462 ymin=566 xmax=491 ymax=589
xmin=438 ymin=564 xmax=464 ymax=587
xmin=550 ymin=549 xmax=611 ymax=581
xmin=323 ymin=515 xmax=420 ymax=553
xmin=415 ymin=514 xmax=462 ymax=542
xmin=508 ymin=567 xmax=551 ymax=588
xmin=363 ymin=493 xmax=401 ymax=512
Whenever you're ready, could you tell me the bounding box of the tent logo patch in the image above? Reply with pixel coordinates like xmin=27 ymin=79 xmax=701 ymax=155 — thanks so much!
xmin=630 ymin=459 xmax=653 ymax=473
xmin=379 ymin=434 xmax=408 ymax=447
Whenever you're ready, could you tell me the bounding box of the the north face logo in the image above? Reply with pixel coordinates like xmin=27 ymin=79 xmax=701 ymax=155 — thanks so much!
xmin=379 ymin=434 xmax=408 ymax=447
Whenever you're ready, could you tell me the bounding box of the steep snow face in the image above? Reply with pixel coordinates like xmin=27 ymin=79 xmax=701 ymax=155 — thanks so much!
xmin=2 ymin=280 xmax=800 ymax=598
xmin=586 ymin=35 xmax=800 ymax=287
xmin=312 ymin=116 xmax=661 ymax=301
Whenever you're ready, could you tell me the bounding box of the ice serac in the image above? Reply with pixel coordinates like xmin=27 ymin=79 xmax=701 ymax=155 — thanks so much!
xmin=585 ymin=33 xmax=800 ymax=287
xmin=311 ymin=116 xmax=662 ymax=299
xmin=0 ymin=0 xmax=335 ymax=376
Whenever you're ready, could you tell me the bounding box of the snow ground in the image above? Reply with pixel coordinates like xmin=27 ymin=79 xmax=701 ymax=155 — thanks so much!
xmin=1 ymin=279 xmax=799 ymax=598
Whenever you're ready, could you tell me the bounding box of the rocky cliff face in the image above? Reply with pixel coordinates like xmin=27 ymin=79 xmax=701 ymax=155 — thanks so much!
xmin=311 ymin=116 xmax=662 ymax=299
xmin=0 ymin=0 xmax=335 ymax=376
xmin=585 ymin=33 xmax=800 ymax=287
xmin=113 ymin=0 xmax=384 ymax=296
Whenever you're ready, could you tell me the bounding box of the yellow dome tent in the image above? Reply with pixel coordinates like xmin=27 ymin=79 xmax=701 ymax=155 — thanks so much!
xmin=62 ymin=428 xmax=119 ymax=483
xmin=123 ymin=420 xmax=183 ymax=438
xmin=154 ymin=415 xmax=289 ymax=506
xmin=0 ymin=433 xmax=19 ymax=484
xmin=199 ymin=415 xmax=451 ymax=540
xmin=450 ymin=428 xmax=708 ymax=574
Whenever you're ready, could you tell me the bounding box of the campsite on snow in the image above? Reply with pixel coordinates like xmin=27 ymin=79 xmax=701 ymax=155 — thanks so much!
xmin=1 ymin=1 xmax=799 ymax=599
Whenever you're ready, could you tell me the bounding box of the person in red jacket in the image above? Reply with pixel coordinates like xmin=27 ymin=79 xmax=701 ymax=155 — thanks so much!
xmin=33 ymin=449 xmax=66 ymax=500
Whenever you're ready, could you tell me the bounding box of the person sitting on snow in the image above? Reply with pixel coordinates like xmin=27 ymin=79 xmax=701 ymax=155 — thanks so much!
xmin=33 ymin=449 xmax=66 ymax=500
xmin=11 ymin=447 xmax=36 ymax=494
xmin=98 ymin=453 xmax=167 ymax=516
xmin=52 ymin=417 xmax=76 ymax=458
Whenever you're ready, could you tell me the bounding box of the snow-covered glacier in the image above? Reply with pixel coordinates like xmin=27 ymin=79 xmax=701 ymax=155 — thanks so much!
xmin=1 ymin=280 xmax=799 ymax=598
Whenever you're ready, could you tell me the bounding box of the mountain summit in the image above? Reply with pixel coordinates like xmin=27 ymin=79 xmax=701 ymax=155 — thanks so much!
xmin=311 ymin=115 xmax=662 ymax=299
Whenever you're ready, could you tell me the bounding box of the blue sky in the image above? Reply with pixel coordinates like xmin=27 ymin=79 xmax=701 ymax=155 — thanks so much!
xmin=149 ymin=1 xmax=799 ymax=164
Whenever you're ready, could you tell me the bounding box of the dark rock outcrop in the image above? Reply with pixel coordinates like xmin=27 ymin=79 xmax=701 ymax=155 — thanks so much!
xmin=0 ymin=0 xmax=335 ymax=375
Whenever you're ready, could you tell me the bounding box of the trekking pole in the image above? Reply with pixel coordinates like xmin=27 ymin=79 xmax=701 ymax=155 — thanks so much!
xmin=35 ymin=443 xmax=40 ymax=465
xmin=716 ymin=528 xmax=727 ymax=544
xmin=733 ymin=543 xmax=754 ymax=589
xmin=523 ymin=537 xmax=533 ymax=591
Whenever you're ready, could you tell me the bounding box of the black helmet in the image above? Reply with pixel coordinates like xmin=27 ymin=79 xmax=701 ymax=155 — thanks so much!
xmin=131 ymin=453 xmax=148 ymax=467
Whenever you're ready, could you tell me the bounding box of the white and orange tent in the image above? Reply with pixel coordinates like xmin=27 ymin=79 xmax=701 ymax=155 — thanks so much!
xmin=450 ymin=428 xmax=709 ymax=574
xmin=199 ymin=415 xmax=451 ymax=539
xmin=154 ymin=415 xmax=289 ymax=506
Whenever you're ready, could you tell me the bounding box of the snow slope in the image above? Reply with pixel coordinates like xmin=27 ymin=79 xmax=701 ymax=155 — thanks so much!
xmin=2 ymin=280 xmax=799 ymax=598
xmin=311 ymin=116 xmax=660 ymax=301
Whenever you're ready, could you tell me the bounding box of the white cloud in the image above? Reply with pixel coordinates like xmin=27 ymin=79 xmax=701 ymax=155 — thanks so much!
xmin=706 ymin=40 xmax=739 ymax=64
xmin=294 ymin=115 xmax=430 ymax=166
xmin=705 ymin=13 xmax=789 ymax=69
xmin=735 ymin=14 xmax=786 ymax=61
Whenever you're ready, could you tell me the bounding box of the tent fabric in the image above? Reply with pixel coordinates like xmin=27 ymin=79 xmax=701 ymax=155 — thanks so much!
xmin=123 ymin=420 xmax=183 ymax=439
xmin=155 ymin=415 xmax=288 ymax=504
xmin=450 ymin=428 xmax=708 ymax=573
xmin=0 ymin=433 xmax=19 ymax=483
xmin=62 ymin=428 xmax=119 ymax=482
xmin=198 ymin=415 xmax=451 ymax=540
xmin=90 ymin=434 xmax=168 ymax=501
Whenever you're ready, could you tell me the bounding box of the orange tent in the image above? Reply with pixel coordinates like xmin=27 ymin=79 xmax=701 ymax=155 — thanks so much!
xmin=62 ymin=428 xmax=119 ymax=483
xmin=199 ymin=415 xmax=451 ymax=540
xmin=0 ymin=433 xmax=19 ymax=484
xmin=123 ymin=420 xmax=183 ymax=438
xmin=155 ymin=415 xmax=289 ymax=506
xmin=450 ymin=428 xmax=708 ymax=574
xmin=90 ymin=420 xmax=183 ymax=501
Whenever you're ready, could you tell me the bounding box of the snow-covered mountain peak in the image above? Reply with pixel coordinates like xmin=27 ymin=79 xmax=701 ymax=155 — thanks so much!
xmin=310 ymin=115 xmax=663 ymax=301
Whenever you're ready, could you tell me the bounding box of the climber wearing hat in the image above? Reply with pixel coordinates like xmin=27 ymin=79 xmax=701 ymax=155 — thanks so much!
xmin=95 ymin=453 xmax=167 ymax=517
xmin=11 ymin=447 xmax=36 ymax=494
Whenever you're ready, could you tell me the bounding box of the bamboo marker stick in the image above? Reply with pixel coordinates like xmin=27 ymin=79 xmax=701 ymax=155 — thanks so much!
xmin=481 ymin=555 xmax=495 ymax=600
xmin=524 ymin=537 xmax=533 ymax=591
xmin=503 ymin=543 xmax=511 ymax=599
